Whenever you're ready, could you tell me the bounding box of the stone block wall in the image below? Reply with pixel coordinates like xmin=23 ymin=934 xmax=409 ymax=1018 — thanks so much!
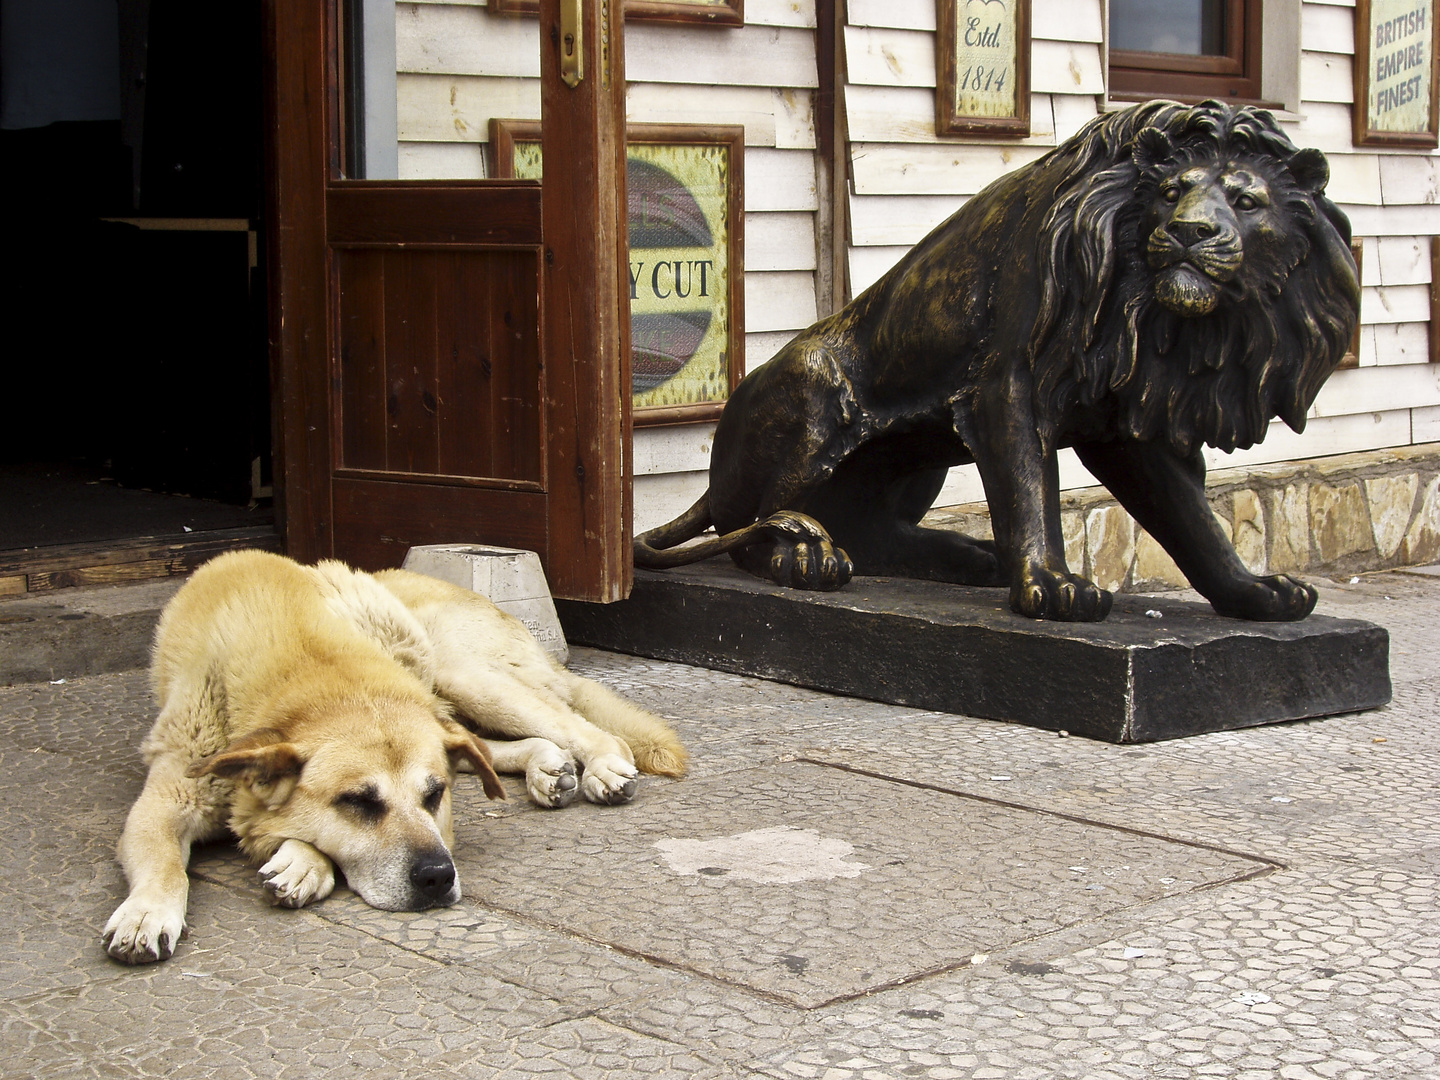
xmin=924 ymin=444 xmax=1440 ymax=594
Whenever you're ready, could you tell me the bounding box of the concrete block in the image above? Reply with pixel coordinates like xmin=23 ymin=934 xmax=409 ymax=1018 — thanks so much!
xmin=402 ymin=545 xmax=569 ymax=664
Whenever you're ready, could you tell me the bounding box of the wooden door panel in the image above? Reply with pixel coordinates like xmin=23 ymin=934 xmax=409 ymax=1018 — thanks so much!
xmin=326 ymin=184 xmax=543 ymax=246
xmin=270 ymin=0 xmax=629 ymax=599
xmin=331 ymin=478 xmax=546 ymax=570
xmin=334 ymin=246 xmax=544 ymax=484
xmin=438 ymin=248 xmax=544 ymax=482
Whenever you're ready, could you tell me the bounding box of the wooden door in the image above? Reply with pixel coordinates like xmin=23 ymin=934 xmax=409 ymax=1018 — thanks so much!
xmin=266 ymin=0 xmax=632 ymax=601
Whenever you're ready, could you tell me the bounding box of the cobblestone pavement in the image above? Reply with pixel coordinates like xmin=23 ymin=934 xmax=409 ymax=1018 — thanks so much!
xmin=0 ymin=571 xmax=1436 ymax=1079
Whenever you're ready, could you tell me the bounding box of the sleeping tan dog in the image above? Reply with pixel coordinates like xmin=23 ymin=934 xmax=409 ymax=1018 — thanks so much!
xmin=103 ymin=550 xmax=686 ymax=964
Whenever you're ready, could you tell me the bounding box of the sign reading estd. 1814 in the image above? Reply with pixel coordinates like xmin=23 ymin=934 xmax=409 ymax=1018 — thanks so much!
xmin=937 ymin=0 xmax=1031 ymax=136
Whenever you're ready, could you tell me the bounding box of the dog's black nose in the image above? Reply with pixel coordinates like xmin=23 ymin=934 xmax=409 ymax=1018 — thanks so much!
xmin=409 ymin=855 xmax=456 ymax=900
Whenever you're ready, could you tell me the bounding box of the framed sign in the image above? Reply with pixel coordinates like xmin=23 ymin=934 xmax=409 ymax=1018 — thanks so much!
xmin=493 ymin=120 xmax=745 ymax=425
xmin=936 ymin=0 xmax=1031 ymax=136
xmin=492 ymin=0 xmax=742 ymax=27
xmin=1353 ymin=0 xmax=1439 ymax=148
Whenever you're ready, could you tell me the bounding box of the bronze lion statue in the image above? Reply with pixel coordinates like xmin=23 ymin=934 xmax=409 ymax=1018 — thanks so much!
xmin=636 ymin=101 xmax=1360 ymax=622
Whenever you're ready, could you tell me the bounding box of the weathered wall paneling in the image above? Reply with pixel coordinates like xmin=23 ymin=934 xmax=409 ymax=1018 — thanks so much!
xmin=397 ymin=0 xmax=1436 ymax=535
xmin=842 ymin=0 xmax=1438 ymax=511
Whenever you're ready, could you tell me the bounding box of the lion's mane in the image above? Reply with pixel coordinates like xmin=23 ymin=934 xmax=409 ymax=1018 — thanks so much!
xmin=1028 ymin=101 xmax=1360 ymax=456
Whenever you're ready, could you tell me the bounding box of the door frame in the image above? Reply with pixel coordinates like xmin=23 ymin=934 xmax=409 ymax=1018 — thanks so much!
xmin=263 ymin=0 xmax=633 ymax=601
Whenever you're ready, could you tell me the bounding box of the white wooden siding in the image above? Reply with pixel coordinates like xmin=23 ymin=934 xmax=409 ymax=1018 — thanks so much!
xmin=839 ymin=0 xmax=1438 ymax=502
xmin=400 ymin=1 xmax=1436 ymax=514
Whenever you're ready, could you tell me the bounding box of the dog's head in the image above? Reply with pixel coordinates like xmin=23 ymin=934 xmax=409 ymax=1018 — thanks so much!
xmin=187 ymin=696 xmax=505 ymax=911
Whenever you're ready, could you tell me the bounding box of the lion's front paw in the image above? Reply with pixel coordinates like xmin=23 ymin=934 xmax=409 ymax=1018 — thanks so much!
xmin=756 ymin=512 xmax=853 ymax=590
xmin=768 ymin=539 xmax=853 ymax=590
xmin=259 ymin=839 xmax=336 ymax=908
xmin=580 ymin=753 xmax=639 ymax=805
xmin=1209 ymin=574 xmax=1318 ymax=621
xmin=1011 ymin=562 xmax=1113 ymax=622
xmin=103 ymin=893 xmax=186 ymax=964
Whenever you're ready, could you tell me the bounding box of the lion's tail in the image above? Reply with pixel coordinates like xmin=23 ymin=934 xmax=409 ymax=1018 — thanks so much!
xmin=633 ymin=492 xmax=724 ymax=568
xmin=634 ymin=492 xmax=798 ymax=570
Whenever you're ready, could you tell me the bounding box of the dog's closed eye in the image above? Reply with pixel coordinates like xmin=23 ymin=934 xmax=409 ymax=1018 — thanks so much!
xmin=335 ymin=787 xmax=387 ymax=821
xmin=422 ymin=777 xmax=446 ymax=815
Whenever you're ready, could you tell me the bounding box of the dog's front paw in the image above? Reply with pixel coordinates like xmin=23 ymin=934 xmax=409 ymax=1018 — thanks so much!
xmin=103 ymin=895 xmax=186 ymax=964
xmin=259 ymin=839 xmax=336 ymax=908
xmin=526 ymin=744 xmax=581 ymax=809
xmin=581 ymin=753 xmax=639 ymax=805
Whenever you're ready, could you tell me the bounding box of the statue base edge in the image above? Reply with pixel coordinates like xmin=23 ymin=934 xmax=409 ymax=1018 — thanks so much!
xmin=555 ymin=561 xmax=1392 ymax=744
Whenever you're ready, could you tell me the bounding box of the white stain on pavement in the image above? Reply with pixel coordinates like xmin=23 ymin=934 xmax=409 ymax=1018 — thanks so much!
xmin=655 ymin=826 xmax=873 ymax=884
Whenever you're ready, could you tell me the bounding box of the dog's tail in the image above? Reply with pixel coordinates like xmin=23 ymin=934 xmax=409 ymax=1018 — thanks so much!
xmin=563 ymin=676 xmax=689 ymax=777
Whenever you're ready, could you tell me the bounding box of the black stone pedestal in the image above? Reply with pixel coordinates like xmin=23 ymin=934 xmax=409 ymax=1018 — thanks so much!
xmin=556 ymin=562 xmax=1392 ymax=743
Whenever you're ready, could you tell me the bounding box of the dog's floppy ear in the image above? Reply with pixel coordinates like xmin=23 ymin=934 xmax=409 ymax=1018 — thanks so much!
xmin=186 ymin=728 xmax=305 ymax=809
xmin=437 ymin=717 xmax=507 ymax=801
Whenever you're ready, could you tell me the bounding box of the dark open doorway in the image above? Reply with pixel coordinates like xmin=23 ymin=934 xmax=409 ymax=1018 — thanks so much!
xmin=1 ymin=0 xmax=278 ymax=592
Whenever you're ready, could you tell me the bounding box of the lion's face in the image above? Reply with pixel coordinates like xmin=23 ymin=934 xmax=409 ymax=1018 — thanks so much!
xmin=1141 ymin=156 xmax=1305 ymax=318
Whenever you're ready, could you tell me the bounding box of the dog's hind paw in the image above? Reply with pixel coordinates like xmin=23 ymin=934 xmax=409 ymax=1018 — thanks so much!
xmin=103 ymin=896 xmax=185 ymax=964
xmin=581 ymin=753 xmax=639 ymax=805
xmin=526 ymin=745 xmax=581 ymax=809
xmin=259 ymin=839 xmax=336 ymax=908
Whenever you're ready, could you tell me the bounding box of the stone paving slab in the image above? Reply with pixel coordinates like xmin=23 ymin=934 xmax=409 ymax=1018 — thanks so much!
xmin=447 ymin=762 xmax=1269 ymax=1008
xmin=0 ymin=570 xmax=1435 ymax=1078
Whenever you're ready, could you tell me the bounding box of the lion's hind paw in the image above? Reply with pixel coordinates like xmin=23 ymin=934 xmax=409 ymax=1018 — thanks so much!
xmin=1011 ymin=562 xmax=1113 ymax=622
xmin=1210 ymin=574 xmax=1318 ymax=621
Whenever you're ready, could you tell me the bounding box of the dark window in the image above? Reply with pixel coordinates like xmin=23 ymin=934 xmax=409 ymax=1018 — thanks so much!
xmin=1109 ymin=0 xmax=1264 ymax=103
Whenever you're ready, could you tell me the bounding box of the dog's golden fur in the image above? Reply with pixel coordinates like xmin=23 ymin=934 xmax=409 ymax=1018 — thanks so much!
xmin=103 ymin=550 xmax=686 ymax=964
